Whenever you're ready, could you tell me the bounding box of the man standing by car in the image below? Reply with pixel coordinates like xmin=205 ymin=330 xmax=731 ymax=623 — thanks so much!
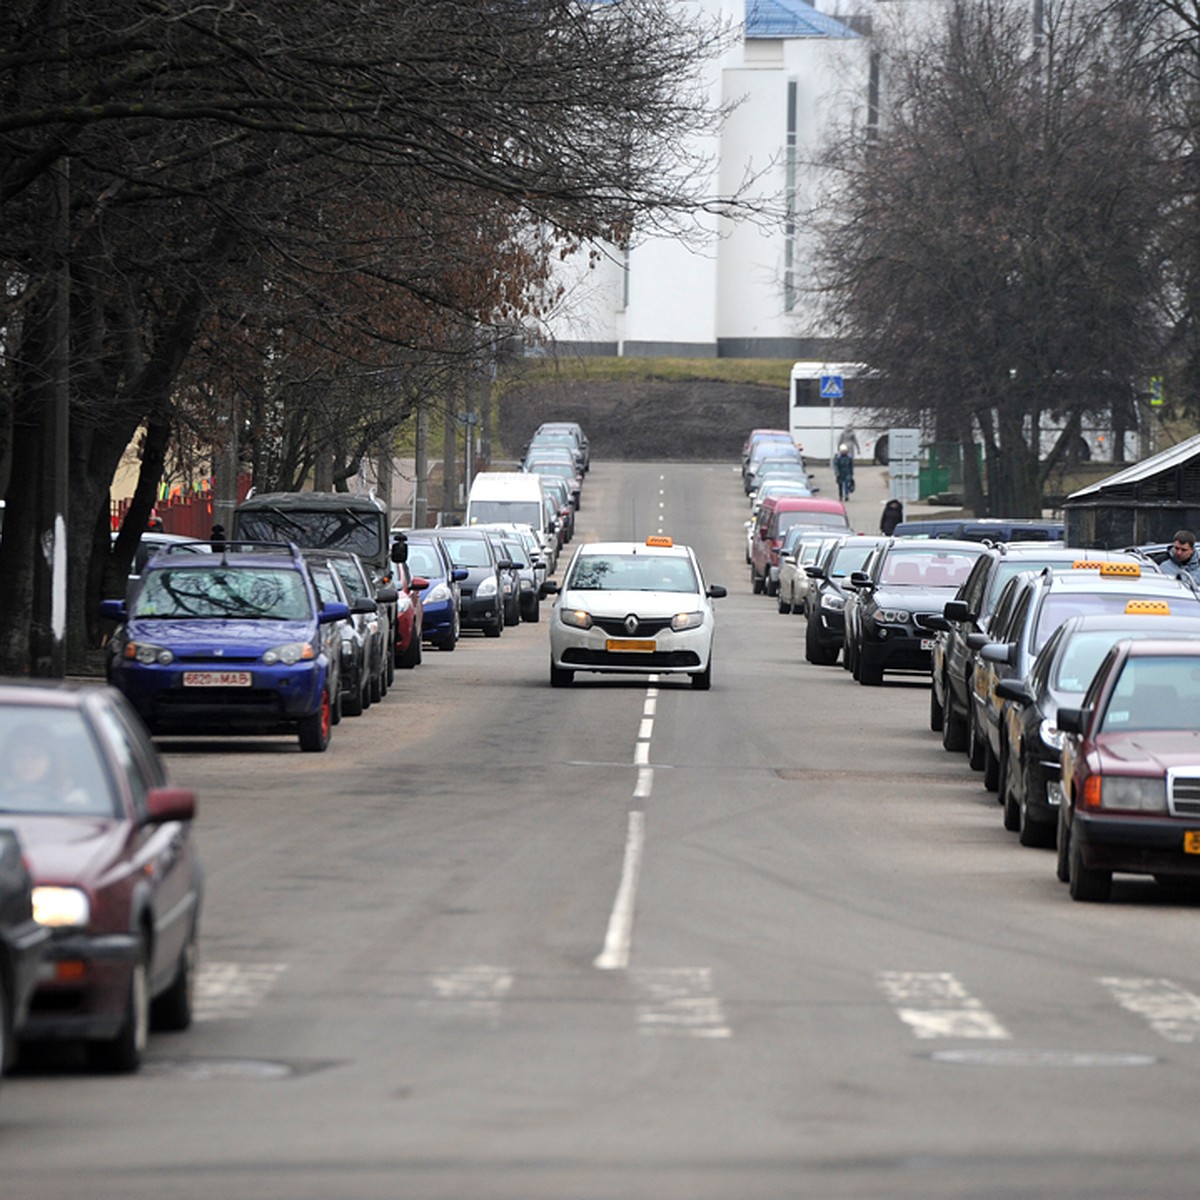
xmin=1162 ymin=530 xmax=1200 ymax=582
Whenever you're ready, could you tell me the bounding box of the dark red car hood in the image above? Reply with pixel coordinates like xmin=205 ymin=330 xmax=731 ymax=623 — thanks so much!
xmin=1095 ymin=730 xmax=1200 ymax=774
xmin=0 ymin=815 xmax=128 ymax=887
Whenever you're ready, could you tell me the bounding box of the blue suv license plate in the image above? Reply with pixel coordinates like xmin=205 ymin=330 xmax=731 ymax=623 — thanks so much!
xmin=183 ymin=671 xmax=252 ymax=687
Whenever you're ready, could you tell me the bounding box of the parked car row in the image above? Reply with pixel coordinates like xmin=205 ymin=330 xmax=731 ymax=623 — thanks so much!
xmin=793 ymin=521 xmax=1200 ymax=902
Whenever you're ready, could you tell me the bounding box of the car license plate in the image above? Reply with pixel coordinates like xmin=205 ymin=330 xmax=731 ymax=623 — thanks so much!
xmin=1185 ymin=832 xmax=1200 ymax=855
xmin=183 ymin=671 xmax=252 ymax=687
xmin=920 ymin=638 xmax=936 ymax=651
xmin=606 ymin=638 xmax=655 ymax=652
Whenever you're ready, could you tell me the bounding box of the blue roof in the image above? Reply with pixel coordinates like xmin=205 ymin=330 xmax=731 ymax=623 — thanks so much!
xmin=745 ymin=0 xmax=859 ymax=39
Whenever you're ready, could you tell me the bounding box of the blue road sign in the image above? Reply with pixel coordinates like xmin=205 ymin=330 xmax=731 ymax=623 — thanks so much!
xmin=820 ymin=375 xmax=844 ymax=400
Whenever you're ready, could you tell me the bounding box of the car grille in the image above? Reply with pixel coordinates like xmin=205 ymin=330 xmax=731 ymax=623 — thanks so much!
xmin=591 ymin=616 xmax=674 ymax=637
xmin=175 ymin=651 xmax=261 ymax=664
xmin=1168 ymin=770 xmax=1200 ymax=816
xmin=913 ymin=613 xmax=942 ymax=631
xmin=562 ymin=648 xmax=701 ymax=668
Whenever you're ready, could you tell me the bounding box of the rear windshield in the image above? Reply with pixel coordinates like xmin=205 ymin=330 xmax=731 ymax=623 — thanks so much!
xmin=469 ymin=501 xmax=542 ymax=528
xmin=235 ymin=506 xmax=384 ymax=562
xmin=134 ymin=566 xmax=313 ymax=620
xmin=778 ymin=510 xmax=845 ymax=535
xmin=878 ymin=549 xmax=978 ymax=587
xmin=0 ymin=706 xmax=118 ymax=818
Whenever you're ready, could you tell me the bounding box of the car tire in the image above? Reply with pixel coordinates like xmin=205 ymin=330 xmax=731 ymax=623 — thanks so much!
xmin=1018 ymin=764 xmax=1055 ymax=848
xmin=777 ymin=591 xmax=790 ymax=615
xmin=151 ymin=927 xmax=197 ymax=1032
xmin=86 ymin=941 xmax=148 ymax=1074
xmin=982 ymin=736 xmax=1000 ymax=792
xmin=1001 ymin=742 xmax=1020 ymax=830
xmin=483 ymin=614 xmax=503 ymax=638
xmin=942 ymin=695 xmax=968 ymax=752
xmin=0 ymin=969 xmax=11 ymax=1082
xmin=1056 ymin=808 xmax=1071 ymax=882
xmin=1068 ymin=834 xmax=1112 ymax=902
xmin=521 ymin=595 xmax=540 ymax=623
xmin=930 ymin=681 xmax=944 ymax=732
xmin=397 ymin=632 xmax=422 ymax=669
xmin=342 ymin=681 xmax=364 ymax=717
xmin=805 ymin=619 xmax=836 ymax=666
xmin=692 ymin=660 xmax=713 ymax=690
xmin=858 ymin=656 xmax=883 ymax=687
xmin=369 ymin=670 xmax=383 ymax=704
xmin=967 ymin=707 xmax=986 ymax=772
xmin=751 ymin=568 xmax=764 ymax=595
xmin=298 ymin=687 xmax=332 ymax=752
xmin=550 ymin=663 xmax=573 ymax=687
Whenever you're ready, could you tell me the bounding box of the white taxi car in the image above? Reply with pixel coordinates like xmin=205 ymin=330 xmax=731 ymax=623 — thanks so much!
xmin=543 ymin=537 xmax=726 ymax=689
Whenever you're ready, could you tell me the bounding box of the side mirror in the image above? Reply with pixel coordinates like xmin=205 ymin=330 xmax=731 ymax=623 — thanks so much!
xmin=943 ymin=599 xmax=974 ymax=623
xmin=375 ymin=585 xmax=399 ymax=605
xmin=708 ymin=584 xmax=727 ymax=599
xmin=995 ymin=678 xmax=1034 ymax=705
xmin=318 ymin=601 xmax=351 ymax=624
xmin=849 ymin=570 xmax=873 ymax=589
xmin=1056 ymin=706 xmax=1091 ymax=736
xmin=145 ymin=785 xmax=196 ymax=824
xmin=390 ymin=535 xmax=408 ymax=565
xmin=351 ymin=597 xmax=378 ymax=616
xmin=98 ymin=598 xmax=127 ymax=622
xmin=411 ymin=575 xmax=430 ymax=592
xmin=805 ymin=565 xmax=826 ymax=580
xmin=924 ymin=614 xmax=951 ymax=632
xmin=540 ymin=581 xmax=561 ymax=598
xmin=965 ymin=632 xmax=990 ymax=651
xmin=979 ymin=641 xmax=1016 ymax=666
xmin=451 ymin=568 xmax=469 ymax=583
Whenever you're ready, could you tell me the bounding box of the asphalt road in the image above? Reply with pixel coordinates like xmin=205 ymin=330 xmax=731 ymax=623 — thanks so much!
xmin=7 ymin=460 xmax=1200 ymax=1199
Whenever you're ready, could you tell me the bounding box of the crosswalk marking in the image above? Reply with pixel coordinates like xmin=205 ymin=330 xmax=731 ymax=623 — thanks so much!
xmin=1101 ymin=976 xmax=1200 ymax=1043
xmin=878 ymin=971 xmax=1011 ymax=1040
xmin=632 ymin=967 xmax=731 ymax=1039
xmin=194 ymin=962 xmax=288 ymax=1021
xmin=426 ymin=966 xmax=514 ymax=1024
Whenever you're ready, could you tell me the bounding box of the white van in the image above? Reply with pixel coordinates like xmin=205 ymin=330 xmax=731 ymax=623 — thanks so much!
xmin=466 ymin=472 xmax=549 ymax=538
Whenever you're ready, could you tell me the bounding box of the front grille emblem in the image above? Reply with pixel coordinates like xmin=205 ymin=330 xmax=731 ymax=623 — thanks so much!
xmin=624 ymin=614 xmax=640 ymax=635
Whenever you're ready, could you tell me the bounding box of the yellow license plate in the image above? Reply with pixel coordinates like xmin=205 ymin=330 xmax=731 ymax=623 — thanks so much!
xmin=1184 ymin=832 xmax=1200 ymax=855
xmin=605 ymin=638 xmax=655 ymax=652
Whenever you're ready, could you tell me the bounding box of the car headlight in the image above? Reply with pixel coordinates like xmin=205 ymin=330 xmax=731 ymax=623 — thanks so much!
xmin=263 ymin=642 xmax=315 ymax=665
xmin=1039 ymin=718 xmax=1065 ymax=752
xmin=478 ymin=576 xmax=498 ymax=598
xmin=671 ymin=611 xmax=704 ymax=632
xmin=876 ymin=608 xmax=911 ymax=624
xmin=820 ymin=592 xmax=845 ymax=612
xmin=560 ymin=608 xmax=593 ymax=630
xmin=1089 ymin=775 xmax=1167 ymax=813
xmin=32 ymin=886 xmax=90 ymax=928
xmin=124 ymin=642 xmax=175 ymax=665
xmin=427 ymin=582 xmax=451 ymax=603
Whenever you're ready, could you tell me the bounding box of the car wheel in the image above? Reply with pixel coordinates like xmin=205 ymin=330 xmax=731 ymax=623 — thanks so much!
xmin=550 ymin=663 xmax=573 ymax=687
xmin=1001 ymin=742 xmax=1020 ymax=831
xmin=1018 ymin=763 xmax=1055 ymax=848
xmin=369 ymin=669 xmax=383 ymax=704
xmin=87 ymin=941 xmax=149 ymax=1074
xmin=435 ymin=631 xmax=457 ymax=651
xmin=858 ymin=656 xmax=883 ymax=687
xmin=982 ymin=735 xmax=1000 ymax=793
xmin=151 ymin=927 xmax=197 ymax=1032
xmin=298 ymin=687 xmax=332 ymax=752
xmin=1068 ymin=833 xmax=1112 ymax=902
xmin=751 ymin=568 xmax=764 ymax=595
xmin=521 ymin=595 xmax=540 ymax=623
xmin=342 ymin=680 xmax=364 ymax=717
xmin=692 ymin=659 xmax=712 ymax=690
xmin=967 ymin=706 xmax=986 ymax=772
xmin=385 ymin=648 xmax=395 ymax=687
xmin=0 ymin=970 xmax=11 ymax=1081
xmin=777 ymin=590 xmax=790 ymax=615
xmin=483 ymin=614 xmax=503 ymax=638
xmin=929 ymin=680 xmax=944 ymax=732
xmin=805 ymin=618 xmax=835 ymax=665
xmin=397 ymin=632 xmax=421 ymax=669
xmin=360 ymin=679 xmax=372 ymax=710
xmin=942 ymin=694 xmax=968 ymax=752
xmin=1056 ymin=808 xmax=1071 ymax=882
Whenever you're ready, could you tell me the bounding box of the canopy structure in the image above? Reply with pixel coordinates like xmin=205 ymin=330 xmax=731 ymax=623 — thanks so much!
xmin=1064 ymin=434 xmax=1200 ymax=548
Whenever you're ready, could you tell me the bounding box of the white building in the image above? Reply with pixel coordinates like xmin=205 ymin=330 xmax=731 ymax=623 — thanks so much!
xmin=543 ymin=0 xmax=879 ymax=360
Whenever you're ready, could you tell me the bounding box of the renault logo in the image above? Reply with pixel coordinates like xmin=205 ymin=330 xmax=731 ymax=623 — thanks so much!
xmin=624 ymin=614 xmax=640 ymax=635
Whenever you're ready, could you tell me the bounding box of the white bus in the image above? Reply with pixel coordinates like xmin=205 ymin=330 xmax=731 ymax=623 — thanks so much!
xmin=788 ymin=361 xmax=892 ymax=465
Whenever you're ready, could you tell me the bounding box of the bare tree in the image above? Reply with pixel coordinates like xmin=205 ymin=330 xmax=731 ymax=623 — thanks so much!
xmin=816 ymin=0 xmax=1166 ymax=515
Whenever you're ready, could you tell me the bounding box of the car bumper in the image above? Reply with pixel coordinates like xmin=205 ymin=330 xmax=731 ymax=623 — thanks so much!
xmin=420 ymin=598 xmax=457 ymax=639
xmin=550 ymin=623 xmax=712 ymax=676
xmin=22 ymin=930 xmax=141 ymax=1042
xmin=458 ymin=592 xmax=502 ymax=627
xmin=859 ymin=631 xmax=937 ymax=672
xmin=112 ymin=659 xmax=328 ymax=731
xmin=1073 ymin=811 xmax=1200 ymax=878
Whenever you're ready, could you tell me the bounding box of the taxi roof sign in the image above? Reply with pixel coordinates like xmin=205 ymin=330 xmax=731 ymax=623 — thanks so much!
xmin=1125 ymin=599 xmax=1170 ymax=614
xmin=645 ymin=536 xmax=673 ymax=547
xmin=1071 ymin=560 xmax=1141 ymax=577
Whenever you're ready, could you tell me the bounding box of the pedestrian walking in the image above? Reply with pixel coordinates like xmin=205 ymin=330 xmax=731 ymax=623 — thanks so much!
xmin=833 ymin=444 xmax=855 ymax=503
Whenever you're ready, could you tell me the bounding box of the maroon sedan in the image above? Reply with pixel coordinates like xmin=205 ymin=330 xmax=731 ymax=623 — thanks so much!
xmin=0 ymin=681 xmax=202 ymax=1071
xmin=1057 ymin=638 xmax=1200 ymax=902
xmin=394 ymin=561 xmax=428 ymax=669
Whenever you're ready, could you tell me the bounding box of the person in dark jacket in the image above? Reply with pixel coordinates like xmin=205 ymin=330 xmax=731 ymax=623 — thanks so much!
xmin=1162 ymin=529 xmax=1200 ymax=581
xmin=880 ymin=499 xmax=904 ymax=536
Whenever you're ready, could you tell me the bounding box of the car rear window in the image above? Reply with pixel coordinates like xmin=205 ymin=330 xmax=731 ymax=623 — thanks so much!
xmin=0 ymin=707 xmax=118 ymax=817
xmin=134 ymin=566 xmax=313 ymax=620
xmin=405 ymin=543 xmax=443 ymax=576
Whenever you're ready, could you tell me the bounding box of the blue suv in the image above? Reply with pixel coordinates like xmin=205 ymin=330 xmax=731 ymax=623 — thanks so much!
xmin=101 ymin=542 xmax=349 ymax=751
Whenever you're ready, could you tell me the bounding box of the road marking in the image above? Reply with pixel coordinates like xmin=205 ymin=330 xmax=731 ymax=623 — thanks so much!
xmin=594 ymin=810 xmax=645 ymax=970
xmin=643 ymin=696 xmax=657 ymax=717
xmin=638 ymin=718 xmax=654 ymax=740
xmin=1101 ymin=976 xmax=1200 ymax=1043
xmin=634 ymin=768 xmax=653 ymax=798
xmin=427 ymin=966 xmax=514 ymax=1024
xmin=633 ymin=967 xmax=731 ymax=1038
xmin=878 ymin=971 xmax=1011 ymax=1040
xmin=634 ymin=740 xmax=650 ymax=765
xmin=194 ymin=962 xmax=289 ymax=1021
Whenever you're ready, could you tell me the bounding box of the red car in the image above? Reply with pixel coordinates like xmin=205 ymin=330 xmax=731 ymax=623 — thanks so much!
xmin=750 ymin=495 xmax=851 ymax=595
xmin=394 ymin=560 xmax=428 ymax=669
xmin=0 ymin=681 xmax=202 ymax=1071
xmin=1057 ymin=638 xmax=1200 ymax=902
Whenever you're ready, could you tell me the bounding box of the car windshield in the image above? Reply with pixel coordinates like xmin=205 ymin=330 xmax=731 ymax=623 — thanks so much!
xmin=443 ymin=539 xmax=492 ymax=568
xmin=329 ymin=559 xmax=370 ymax=601
xmin=310 ymin=567 xmax=340 ymax=606
xmin=0 ymin=707 xmax=118 ymax=817
xmin=1035 ymin=594 xmax=1177 ymax=654
xmin=405 ymin=542 xmax=444 ymax=577
xmin=569 ymin=553 xmax=699 ymax=593
xmin=1101 ymin=655 xmax=1200 ymax=732
xmin=878 ymin=550 xmax=977 ymax=587
xmin=828 ymin=544 xmax=875 ymax=578
xmin=470 ymin=501 xmax=543 ymax=528
xmin=133 ymin=566 xmax=313 ymax=620
xmin=1054 ymin=629 xmax=1200 ymax=693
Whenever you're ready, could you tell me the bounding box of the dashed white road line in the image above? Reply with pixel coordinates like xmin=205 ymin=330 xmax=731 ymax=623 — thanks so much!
xmin=1101 ymin=976 xmax=1200 ymax=1043
xmin=878 ymin=971 xmax=1011 ymax=1040
xmin=633 ymin=967 xmax=731 ymax=1039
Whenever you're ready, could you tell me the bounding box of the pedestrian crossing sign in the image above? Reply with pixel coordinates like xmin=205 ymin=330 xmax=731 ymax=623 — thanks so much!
xmin=820 ymin=375 xmax=844 ymax=400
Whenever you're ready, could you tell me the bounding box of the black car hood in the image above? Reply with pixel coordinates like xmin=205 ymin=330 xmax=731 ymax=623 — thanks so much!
xmin=869 ymin=585 xmax=960 ymax=611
